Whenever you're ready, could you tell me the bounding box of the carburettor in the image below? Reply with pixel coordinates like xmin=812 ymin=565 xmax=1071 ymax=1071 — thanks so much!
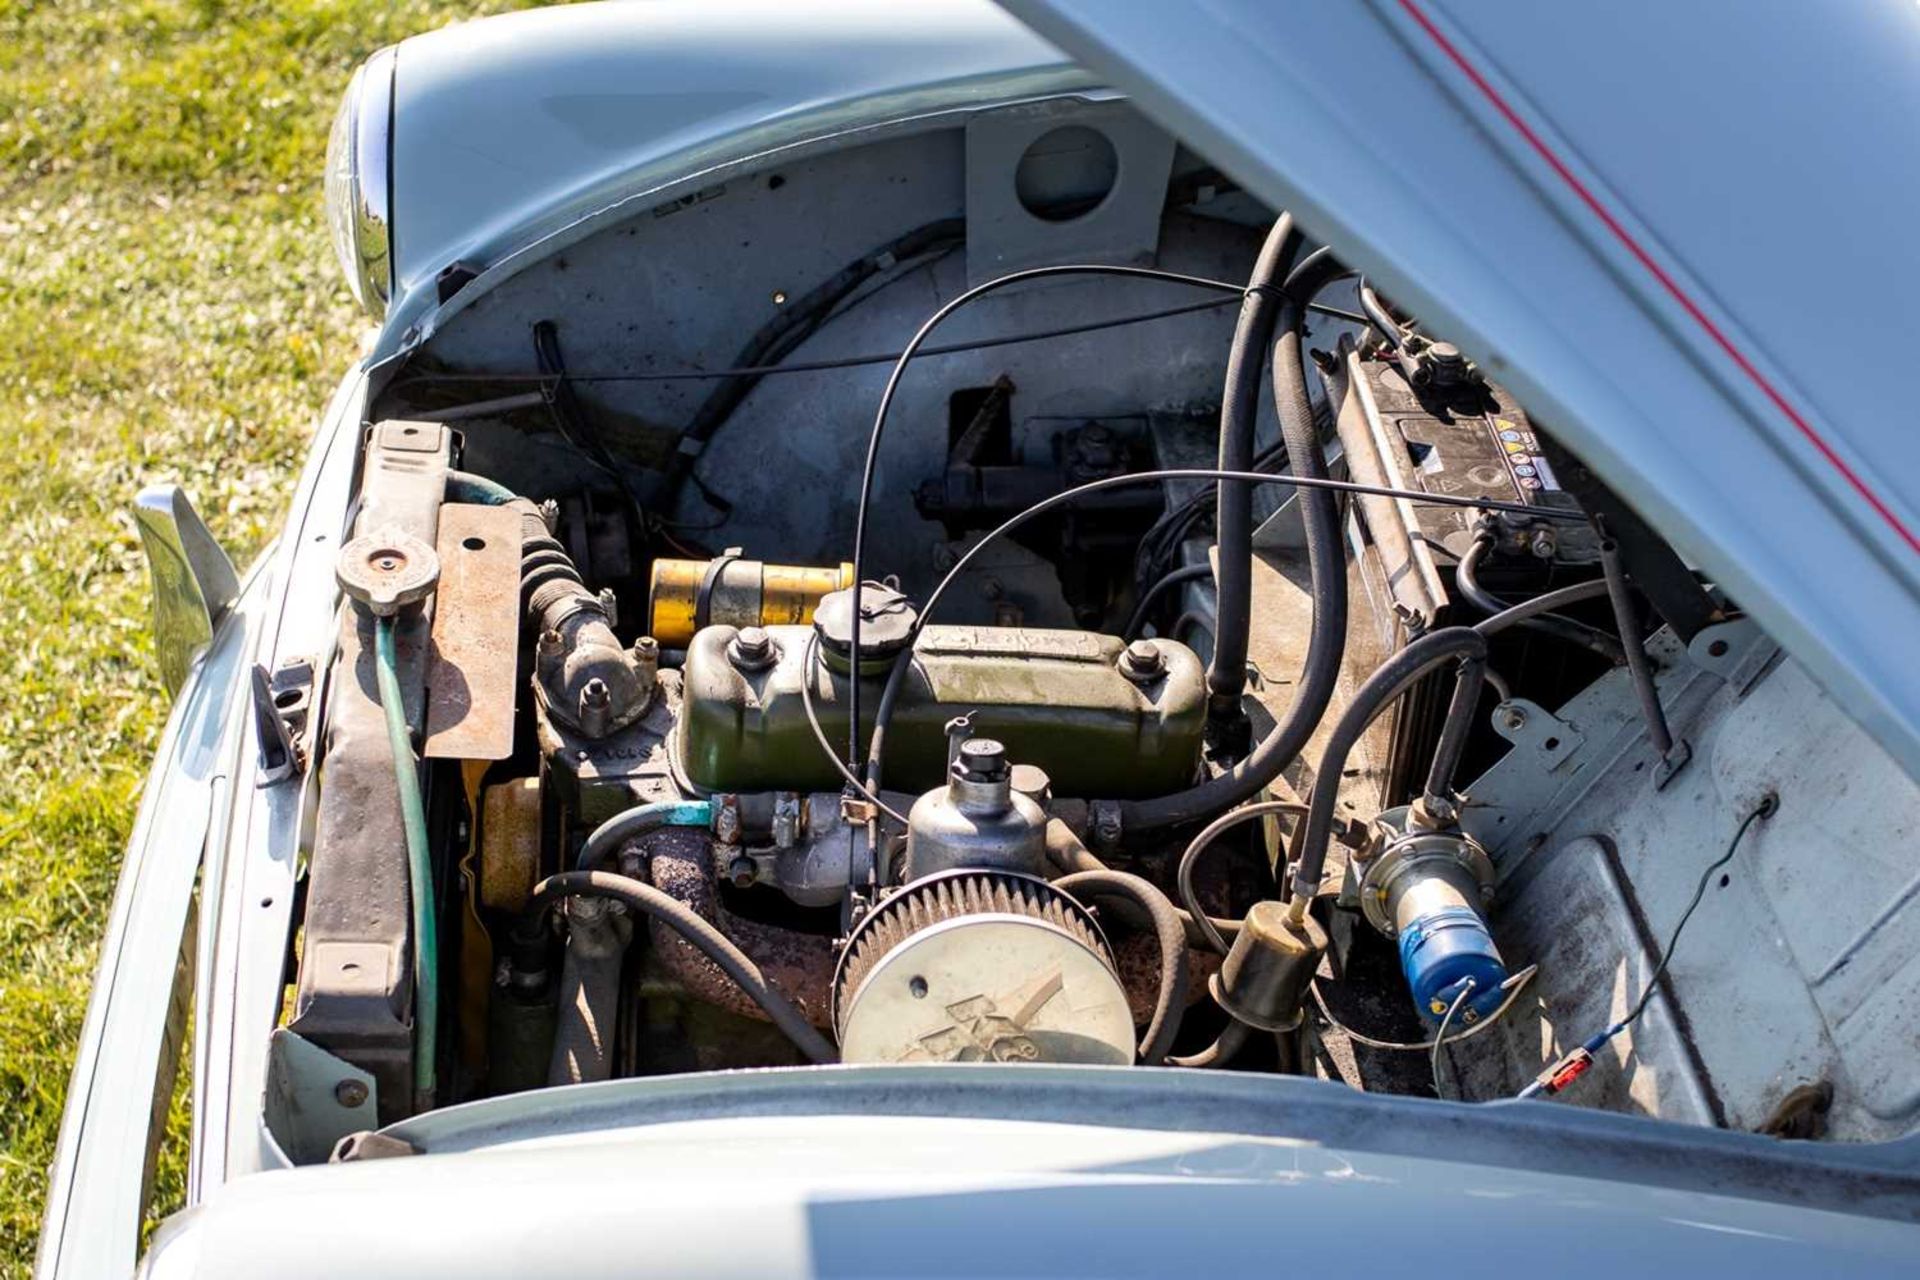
xmin=902 ymin=738 xmax=1048 ymax=881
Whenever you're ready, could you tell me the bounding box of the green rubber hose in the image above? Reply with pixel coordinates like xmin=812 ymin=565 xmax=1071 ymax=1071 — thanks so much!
xmin=374 ymin=614 xmax=437 ymax=1104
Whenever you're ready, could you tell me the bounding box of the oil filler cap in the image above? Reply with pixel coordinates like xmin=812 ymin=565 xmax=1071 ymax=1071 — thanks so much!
xmin=813 ymin=582 xmax=918 ymax=658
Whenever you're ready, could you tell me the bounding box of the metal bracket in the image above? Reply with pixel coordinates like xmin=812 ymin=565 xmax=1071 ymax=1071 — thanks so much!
xmin=264 ymin=1028 xmax=379 ymax=1166
xmin=1489 ymin=697 xmax=1583 ymax=771
xmin=250 ymin=665 xmax=301 ymax=786
xmin=1654 ymin=736 xmax=1695 ymax=790
xmin=1687 ymin=616 xmax=1778 ymax=694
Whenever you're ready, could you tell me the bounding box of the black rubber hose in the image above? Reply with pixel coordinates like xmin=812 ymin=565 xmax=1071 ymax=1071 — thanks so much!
xmin=1168 ymin=1021 xmax=1251 ymax=1069
xmin=1423 ymin=647 xmax=1488 ymax=805
xmin=1456 ymin=535 xmax=1625 ymax=663
xmin=1208 ymin=212 xmax=1298 ymax=718
xmin=1119 ymin=249 xmax=1351 ymax=832
xmin=1053 ymin=870 xmax=1189 ymax=1066
xmin=1474 ymin=578 xmax=1612 ymax=637
xmin=1124 ymin=563 xmax=1214 ymax=639
xmin=574 ymin=801 xmax=714 ymax=872
xmin=527 ymin=871 xmax=837 ymax=1064
xmin=1289 ymin=628 xmax=1488 ymax=906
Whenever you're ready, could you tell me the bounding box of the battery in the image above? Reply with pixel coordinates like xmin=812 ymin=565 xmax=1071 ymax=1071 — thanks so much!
xmin=1331 ymin=338 xmax=1603 ymax=806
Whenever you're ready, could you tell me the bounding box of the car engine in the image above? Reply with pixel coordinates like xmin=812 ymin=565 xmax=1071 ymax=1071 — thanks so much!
xmin=271 ymin=96 xmax=1919 ymax=1151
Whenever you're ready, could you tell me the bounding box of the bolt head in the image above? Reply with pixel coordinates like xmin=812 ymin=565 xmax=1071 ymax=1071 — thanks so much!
xmin=334 ymin=1079 xmax=369 ymax=1108
xmin=727 ymin=855 xmax=756 ymax=888
xmin=1121 ymin=639 xmax=1167 ymax=682
xmin=728 ymin=626 xmax=776 ymax=671
xmin=1500 ymin=706 xmax=1527 ymax=731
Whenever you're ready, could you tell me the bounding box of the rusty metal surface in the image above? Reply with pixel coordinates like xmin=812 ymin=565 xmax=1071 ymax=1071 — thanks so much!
xmin=638 ymin=830 xmax=836 ymax=1029
xmin=290 ymin=419 xmax=450 ymax=1122
xmin=425 ymin=502 xmax=522 ymax=760
xmin=479 ymin=777 xmax=542 ymax=913
xmin=1111 ymin=929 xmax=1220 ymax=1026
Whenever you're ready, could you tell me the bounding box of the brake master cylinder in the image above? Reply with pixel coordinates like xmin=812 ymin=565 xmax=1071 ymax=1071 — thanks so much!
xmin=1352 ymin=804 xmax=1509 ymax=1025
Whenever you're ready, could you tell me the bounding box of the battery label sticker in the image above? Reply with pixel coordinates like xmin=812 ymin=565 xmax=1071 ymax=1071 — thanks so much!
xmin=1489 ymin=416 xmax=1559 ymax=494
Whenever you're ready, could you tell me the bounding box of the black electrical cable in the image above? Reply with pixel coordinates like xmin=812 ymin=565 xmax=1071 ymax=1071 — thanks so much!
xmin=391 ymin=297 xmax=1379 ymax=393
xmin=1209 ymin=214 xmax=1301 ymax=719
xmin=1357 ymin=278 xmax=1408 ymax=350
xmin=532 ymin=321 xmax=650 ymax=512
xmin=1176 ymin=801 xmax=1309 ymax=955
xmin=1456 ymin=534 xmax=1624 ymax=663
xmin=1052 ymin=869 xmax=1190 ymax=1066
xmin=860 ymin=467 xmax=1585 ymax=800
xmin=845 ymin=264 xmax=1251 ymax=775
xmin=527 ymin=870 xmax=836 ymax=1064
xmin=1619 ymin=797 xmax=1776 ymax=1031
xmin=1124 ymin=563 xmax=1214 ymax=639
xmin=1287 ymin=628 xmax=1488 ymax=910
xmin=1517 ymin=798 xmax=1776 ymax=1101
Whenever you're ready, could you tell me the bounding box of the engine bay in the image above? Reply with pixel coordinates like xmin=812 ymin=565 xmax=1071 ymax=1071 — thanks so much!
xmin=269 ymin=96 xmax=1920 ymax=1154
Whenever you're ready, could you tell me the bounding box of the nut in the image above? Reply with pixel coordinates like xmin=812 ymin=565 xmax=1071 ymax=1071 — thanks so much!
xmin=714 ymin=796 xmax=742 ymax=846
xmin=956 ymin=738 xmax=1008 ymax=781
xmin=727 ymin=855 xmax=757 ymax=889
xmin=577 ymin=677 xmax=612 ymax=737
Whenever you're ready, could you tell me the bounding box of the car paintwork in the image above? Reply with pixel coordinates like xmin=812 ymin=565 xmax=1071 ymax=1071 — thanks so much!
xmin=141 ymin=1072 xmax=1920 ymax=1278
xmin=377 ymin=0 xmax=1090 ymax=362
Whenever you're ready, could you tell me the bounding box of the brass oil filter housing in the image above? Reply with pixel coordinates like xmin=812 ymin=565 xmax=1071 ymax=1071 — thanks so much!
xmin=647 ymin=550 xmax=854 ymax=648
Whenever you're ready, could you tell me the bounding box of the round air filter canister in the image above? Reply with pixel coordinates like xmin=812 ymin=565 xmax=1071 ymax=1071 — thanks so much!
xmin=834 ymin=870 xmax=1135 ymax=1066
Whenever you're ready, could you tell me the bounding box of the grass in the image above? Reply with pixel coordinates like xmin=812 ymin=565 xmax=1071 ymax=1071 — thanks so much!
xmin=0 ymin=2 xmax=534 ymax=1272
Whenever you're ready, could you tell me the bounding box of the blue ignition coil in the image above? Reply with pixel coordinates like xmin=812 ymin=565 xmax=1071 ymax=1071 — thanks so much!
xmin=1354 ymin=806 xmax=1508 ymax=1025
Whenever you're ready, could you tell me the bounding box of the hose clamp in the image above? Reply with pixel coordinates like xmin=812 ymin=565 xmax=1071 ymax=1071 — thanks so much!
xmin=694 ymin=546 xmax=745 ymax=632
